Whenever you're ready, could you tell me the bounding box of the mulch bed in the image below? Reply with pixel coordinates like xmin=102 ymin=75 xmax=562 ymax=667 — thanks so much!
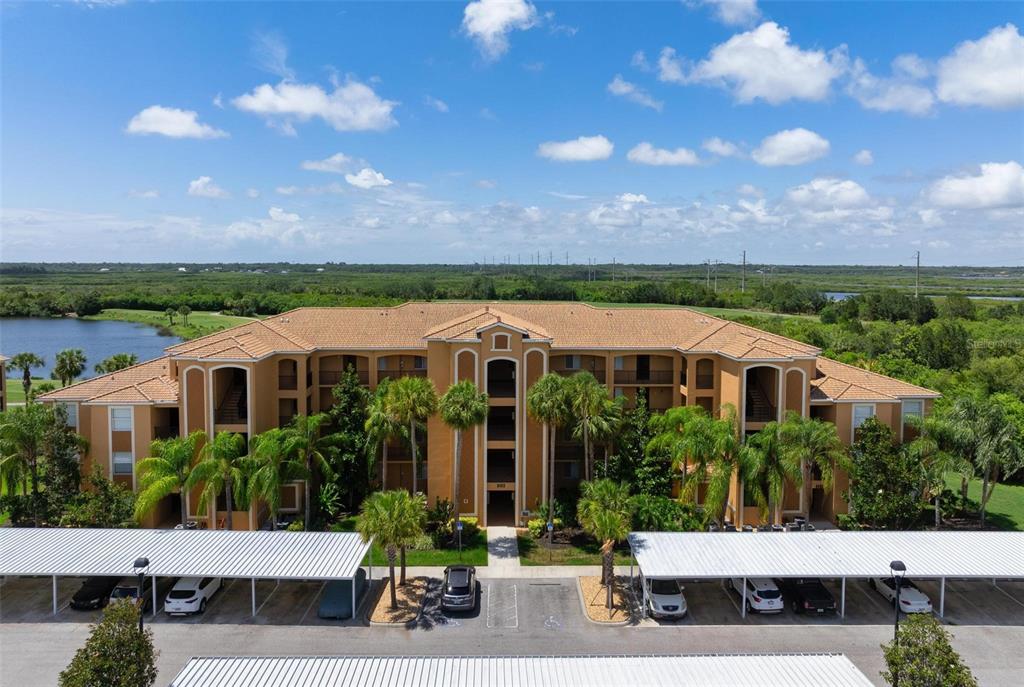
xmin=368 ymin=576 xmax=429 ymax=624
xmin=578 ymin=575 xmax=635 ymax=624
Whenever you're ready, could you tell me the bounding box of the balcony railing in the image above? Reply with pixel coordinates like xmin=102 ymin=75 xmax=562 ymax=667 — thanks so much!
xmin=695 ymin=374 xmax=715 ymax=390
xmin=153 ymin=425 xmax=179 ymax=440
xmin=553 ymin=368 xmax=606 ymax=384
xmin=319 ymin=369 xmax=369 ymax=386
xmin=377 ymin=368 xmax=427 ymax=382
xmin=278 ymin=375 xmax=298 ymax=390
xmin=488 ymin=424 xmax=516 ymax=441
xmin=613 ymin=369 xmax=674 ymax=385
xmin=487 ymin=380 xmax=516 ymax=398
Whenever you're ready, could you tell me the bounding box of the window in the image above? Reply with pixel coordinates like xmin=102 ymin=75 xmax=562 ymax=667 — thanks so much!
xmin=112 ymin=451 xmax=133 ymax=475
xmin=852 ymin=404 xmax=875 ymax=433
xmin=492 ymin=333 xmax=511 ymax=351
xmin=564 ymin=355 xmax=580 ymax=370
xmin=902 ymin=400 xmax=923 ymax=425
xmin=614 ymin=356 xmax=624 ymax=370
xmin=59 ymin=402 xmax=78 ymax=429
xmin=377 ymin=358 xmax=388 ymax=370
xmin=613 ymin=388 xmax=625 ymax=399
xmin=413 ymin=356 xmax=427 ymax=370
xmin=696 ymin=359 xmax=715 ymax=389
xmin=110 ymin=407 xmax=132 ymax=432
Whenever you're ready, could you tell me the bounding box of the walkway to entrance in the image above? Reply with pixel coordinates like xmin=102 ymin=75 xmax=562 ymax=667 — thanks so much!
xmin=486 ymin=527 xmax=521 ymax=577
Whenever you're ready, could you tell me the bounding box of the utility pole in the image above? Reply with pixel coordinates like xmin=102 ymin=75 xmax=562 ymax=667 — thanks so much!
xmin=713 ymin=260 xmax=719 ymax=293
xmin=914 ymin=251 xmax=920 ymax=298
xmin=705 ymin=260 xmax=711 ymax=289
xmin=741 ymin=250 xmax=746 ymax=293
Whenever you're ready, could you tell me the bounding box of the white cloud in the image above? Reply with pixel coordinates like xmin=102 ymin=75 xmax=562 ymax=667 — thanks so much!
xmin=618 ymin=193 xmax=650 ymax=208
xmin=631 ymin=50 xmax=651 ymax=71
xmin=537 ymin=135 xmax=614 ymax=162
xmin=232 ymin=79 xmax=398 ymax=133
xmin=424 ymin=95 xmax=450 ymax=112
xmin=607 ymin=75 xmax=663 ymax=111
xmin=462 ymin=0 xmax=538 ymax=60
xmin=846 ymin=56 xmax=935 ymax=115
xmin=737 ymin=183 xmax=762 ymax=197
xmin=751 ymin=128 xmax=830 ymax=166
xmin=937 ymin=24 xmax=1024 ymax=108
xmin=345 ymin=167 xmax=393 ymax=190
xmin=128 ymin=189 xmax=160 ymax=199
xmin=212 ymin=93 xmax=224 ymax=109
xmin=694 ymin=0 xmax=761 ymax=27
xmin=246 ymin=188 xmax=260 ymax=198
xmin=627 ymin=142 xmax=700 ymax=166
xmin=853 ymin=149 xmax=874 ymax=166
xmin=926 ymin=161 xmax=1024 ymax=210
xmin=479 ymin=107 xmax=498 ymax=121
xmin=476 ymin=179 xmax=497 ymax=189
xmin=702 ymin=137 xmax=743 ymax=158
xmin=547 ymin=191 xmax=588 ymax=200
xmin=187 ymin=176 xmax=229 ymax=199
xmin=268 ymin=207 xmax=301 ymax=222
xmin=662 ymin=22 xmax=846 ymax=104
xmin=125 ymin=105 xmax=227 ymax=139
xmin=786 ymin=178 xmax=871 ymax=210
xmin=301 ymin=153 xmax=354 ymax=174
xmin=251 ymin=31 xmax=295 ymax=81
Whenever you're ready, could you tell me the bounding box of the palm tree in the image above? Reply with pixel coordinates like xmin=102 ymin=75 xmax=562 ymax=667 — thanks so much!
xmin=245 ymin=428 xmax=308 ymax=530
xmin=701 ymin=405 xmax=751 ymax=526
xmin=94 ymin=353 xmax=138 ymax=374
xmin=647 ymin=405 xmax=714 ymax=497
xmin=566 ymin=372 xmax=610 ymax=480
xmin=285 ymin=414 xmax=333 ymax=529
xmin=384 ymin=376 xmax=438 ymax=495
xmin=741 ymin=421 xmax=803 ymax=525
xmin=526 ymin=373 xmax=571 ymax=541
xmin=54 ymin=349 xmax=87 ymax=387
xmin=165 ymin=308 xmax=176 ymax=325
xmin=439 ymin=380 xmax=489 ymax=531
xmin=365 ymin=379 xmax=406 ymax=490
xmin=577 ymin=479 xmax=631 ymax=612
xmin=177 ymin=305 xmax=191 ymax=326
xmin=9 ymin=352 xmax=45 ymax=401
xmin=0 ymin=403 xmax=52 ymax=525
xmin=135 ymin=431 xmax=205 ymax=526
xmin=187 ymin=431 xmax=247 ymax=530
xmin=591 ymin=396 xmax=625 ymax=472
xmin=907 ymin=415 xmax=972 ymax=528
xmin=356 ymin=490 xmax=425 ymax=609
xmin=778 ymin=412 xmax=847 ymax=521
xmin=397 ymin=489 xmax=427 ymax=585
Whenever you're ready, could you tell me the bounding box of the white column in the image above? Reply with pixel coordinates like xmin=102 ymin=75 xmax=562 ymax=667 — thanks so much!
xmin=841 ymin=578 xmax=846 ymax=619
xmin=350 ymin=578 xmax=356 ymax=618
xmin=741 ymin=577 xmax=747 ymax=618
xmin=52 ymin=576 xmax=57 ymax=615
xmin=251 ymin=578 xmax=256 ymax=617
xmin=940 ymin=577 xmax=945 ymax=618
xmin=152 ymin=577 xmax=158 ymax=618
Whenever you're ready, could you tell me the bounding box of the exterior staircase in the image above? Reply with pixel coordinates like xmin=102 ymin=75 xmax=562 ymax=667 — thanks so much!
xmin=216 ymin=385 xmax=247 ymax=424
xmin=745 ymin=385 xmax=775 ymax=423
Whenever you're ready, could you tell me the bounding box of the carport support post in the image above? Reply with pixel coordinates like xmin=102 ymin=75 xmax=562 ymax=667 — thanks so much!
xmin=350 ymin=577 xmax=355 ymax=616
xmin=940 ymin=577 xmax=945 ymax=618
xmin=841 ymin=578 xmax=846 ymax=619
xmin=52 ymin=576 xmax=57 ymax=615
xmin=152 ymin=577 xmax=158 ymax=618
xmin=741 ymin=577 xmax=747 ymax=619
xmin=251 ymin=578 xmax=256 ymax=617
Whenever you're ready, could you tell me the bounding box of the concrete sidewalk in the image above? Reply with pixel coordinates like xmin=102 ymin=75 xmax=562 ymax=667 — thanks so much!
xmin=370 ymin=564 xmax=636 ymax=580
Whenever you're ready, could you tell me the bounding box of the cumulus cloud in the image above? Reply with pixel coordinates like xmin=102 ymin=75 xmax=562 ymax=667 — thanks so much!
xmin=537 ymin=135 xmax=614 ymax=162
xmin=246 ymin=188 xmax=260 ymax=198
xmin=607 ymin=75 xmax=663 ymax=111
xmin=187 ymin=176 xmax=229 ymax=199
xmin=344 ymin=167 xmax=393 ymax=190
xmin=702 ymin=137 xmax=743 ymax=158
xmin=926 ymin=161 xmax=1024 ymax=210
xmin=627 ymin=142 xmax=701 ymax=166
xmin=692 ymin=0 xmax=761 ymax=27
xmin=462 ymin=0 xmax=538 ymax=60
xmin=786 ymin=177 xmax=871 ymax=210
xmin=751 ymin=128 xmax=830 ymax=166
xmin=631 ymin=50 xmax=651 ymax=71
xmin=618 ymin=193 xmax=650 ymax=208
xmin=846 ymin=56 xmax=935 ymax=115
xmin=424 ymin=95 xmax=450 ymax=112
xmin=301 ymin=153 xmax=355 ymax=174
xmin=936 ymin=24 xmax=1024 ymax=109
xmin=853 ymin=149 xmax=874 ymax=166
xmin=268 ymin=207 xmax=301 ymax=222
xmin=232 ymin=79 xmax=398 ymax=134
xmin=660 ymin=22 xmax=846 ymax=104
xmin=737 ymin=183 xmax=763 ymax=197
xmin=125 ymin=105 xmax=227 ymax=139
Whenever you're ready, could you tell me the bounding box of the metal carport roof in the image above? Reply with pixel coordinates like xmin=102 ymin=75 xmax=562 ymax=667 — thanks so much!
xmin=168 ymin=654 xmax=874 ymax=687
xmin=628 ymin=531 xmax=1024 ymax=580
xmin=0 ymin=528 xmax=370 ymax=581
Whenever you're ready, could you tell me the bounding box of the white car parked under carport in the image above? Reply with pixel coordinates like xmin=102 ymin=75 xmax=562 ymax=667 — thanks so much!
xmin=869 ymin=577 xmax=933 ymax=614
xmin=164 ymin=576 xmax=221 ymax=615
xmin=730 ymin=577 xmax=784 ymax=614
xmin=645 ymin=578 xmax=687 ymax=619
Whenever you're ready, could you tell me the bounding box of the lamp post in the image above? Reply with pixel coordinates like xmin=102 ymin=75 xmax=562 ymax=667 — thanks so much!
xmin=889 ymin=559 xmax=906 ymax=642
xmin=133 ymin=557 xmax=150 ymax=633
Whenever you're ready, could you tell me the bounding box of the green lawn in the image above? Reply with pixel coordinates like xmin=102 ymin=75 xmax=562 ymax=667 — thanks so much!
xmin=944 ymin=474 xmax=1024 ymax=531
xmin=4 ymin=377 xmax=68 ymax=405
xmin=335 ymin=517 xmax=489 ymax=566
xmin=688 ymin=306 xmax=819 ymax=322
xmin=517 ymin=534 xmax=634 ymax=566
xmin=84 ymin=308 xmax=257 ymax=340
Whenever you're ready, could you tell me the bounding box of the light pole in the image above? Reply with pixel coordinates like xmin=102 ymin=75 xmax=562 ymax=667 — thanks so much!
xmin=133 ymin=557 xmax=150 ymax=633
xmin=890 ymin=560 xmax=906 ymax=642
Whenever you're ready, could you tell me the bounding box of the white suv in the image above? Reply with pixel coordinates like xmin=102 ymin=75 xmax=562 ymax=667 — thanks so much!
xmin=164 ymin=577 xmax=221 ymax=615
xmin=730 ymin=577 xmax=784 ymax=614
xmin=869 ymin=577 xmax=933 ymax=614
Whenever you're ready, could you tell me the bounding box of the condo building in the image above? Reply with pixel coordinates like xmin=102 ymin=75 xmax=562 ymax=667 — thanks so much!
xmin=39 ymin=303 xmax=938 ymax=529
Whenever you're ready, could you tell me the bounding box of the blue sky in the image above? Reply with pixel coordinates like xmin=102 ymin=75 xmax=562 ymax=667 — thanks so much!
xmin=2 ymin=0 xmax=1022 ymax=265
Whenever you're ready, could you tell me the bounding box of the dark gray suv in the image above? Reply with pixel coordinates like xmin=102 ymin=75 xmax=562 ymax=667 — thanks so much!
xmin=441 ymin=565 xmax=477 ymax=612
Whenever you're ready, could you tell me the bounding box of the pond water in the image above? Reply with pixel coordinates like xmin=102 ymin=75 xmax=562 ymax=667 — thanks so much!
xmin=0 ymin=318 xmax=182 ymax=378
xmin=825 ymin=291 xmax=1022 ymax=302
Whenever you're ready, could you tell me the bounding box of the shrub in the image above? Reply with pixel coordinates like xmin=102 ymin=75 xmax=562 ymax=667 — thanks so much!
xmin=881 ymin=614 xmax=977 ymax=686
xmin=285 ymin=520 xmax=304 ymax=532
xmin=58 ymin=599 xmax=158 ymax=687
xmin=527 ymin=518 xmax=563 ymax=538
xmin=408 ymin=532 xmax=435 ymax=550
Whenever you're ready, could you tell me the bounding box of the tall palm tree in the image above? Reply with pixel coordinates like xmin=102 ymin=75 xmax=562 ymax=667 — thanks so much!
xmin=285 ymin=414 xmax=334 ymax=529
xmin=648 ymin=405 xmax=720 ymax=503
xmin=165 ymin=307 xmax=176 ymax=325
xmin=741 ymin=421 xmax=802 ymax=525
xmin=0 ymin=403 xmax=52 ymax=525
xmin=778 ymin=412 xmax=847 ymax=521
xmin=356 ymin=490 xmax=425 ymax=609
xmin=397 ymin=489 xmax=427 ymax=585
xmin=135 ymin=430 xmax=205 ymax=526
xmin=384 ymin=376 xmax=438 ymax=495
xmin=365 ymin=379 xmax=406 ymax=491
xmin=177 ymin=305 xmax=191 ymax=326
xmin=187 ymin=431 xmax=247 ymax=530
xmin=907 ymin=415 xmax=972 ymax=529
xmin=9 ymin=352 xmax=45 ymax=401
xmin=245 ymin=428 xmax=308 ymax=530
xmin=94 ymin=353 xmax=138 ymax=374
xmin=577 ymin=479 xmax=631 ymax=611
xmin=702 ymin=405 xmax=750 ymax=526
xmin=439 ymin=380 xmax=489 ymax=531
xmin=54 ymin=349 xmax=87 ymax=387
xmin=526 ymin=373 xmax=571 ymax=541
xmin=566 ymin=372 xmax=610 ymax=480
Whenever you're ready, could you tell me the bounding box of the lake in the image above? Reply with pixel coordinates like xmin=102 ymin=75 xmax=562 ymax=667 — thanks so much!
xmin=825 ymin=291 xmax=1022 ymax=302
xmin=0 ymin=318 xmax=182 ymax=378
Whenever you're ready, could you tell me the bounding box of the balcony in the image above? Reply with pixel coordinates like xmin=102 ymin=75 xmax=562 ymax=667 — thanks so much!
xmin=377 ymin=368 xmax=427 ymax=382
xmin=278 ymin=375 xmax=298 ymax=391
xmin=153 ymin=425 xmax=179 ymax=440
xmin=279 ymin=415 xmax=296 ymax=428
xmin=613 ymin=369 xmax=674 ymax=385
xmin=553 ymin=368 xmax=606 ymax=384
xmin=488 ymin=424 xmax=515 ymax=441
xmin=319 ymin=369 xmax=369 ymax=386
xmin=695 ymin=374 xmax=714 ymax=390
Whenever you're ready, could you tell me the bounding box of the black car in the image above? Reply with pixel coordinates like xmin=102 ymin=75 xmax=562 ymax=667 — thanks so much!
xmin=110 ymin=576 xmax=177 ymax=613
xmin=70 ymin=576 xmax=122 ymax=610
xmin=440 ymin=566 xmax=477 ymax=612
xmin=776 ymin=578 xmax=837 ymax=614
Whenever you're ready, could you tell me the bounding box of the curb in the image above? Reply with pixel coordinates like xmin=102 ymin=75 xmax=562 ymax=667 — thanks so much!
xmin=365 ymin=578 xmax=427 ymax=627
xmin=575 ymin=575 xmax=634 ymax=627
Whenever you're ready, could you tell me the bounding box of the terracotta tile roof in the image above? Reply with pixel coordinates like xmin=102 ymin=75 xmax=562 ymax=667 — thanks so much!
xmin=38 ymin=356 xmax=179 ymax=405
xmin=811 ymin=357 xmax=940 ymax=402
xmin=157 ymin=303 xmax=819 ymax=361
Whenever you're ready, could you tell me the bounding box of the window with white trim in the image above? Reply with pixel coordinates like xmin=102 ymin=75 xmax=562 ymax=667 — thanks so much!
xmin=902 ymin=400 xmax=924 ymax=434
xmin=110 ymin=407 xmax=132 ymax=432
xmin=58 ymin=402 xmax=78 ymax=429
xmin=492 ymin=333 xmax=511 ymax=351
xmin=112 ymin=451 xmax=133 ymax=475
xmin=413 ymin=356 xmax=427 ymax=370
xmin=564 ymin=355 xmax=580 ymax=370
xmin=852 ymin=404 xmax=875 ymax=431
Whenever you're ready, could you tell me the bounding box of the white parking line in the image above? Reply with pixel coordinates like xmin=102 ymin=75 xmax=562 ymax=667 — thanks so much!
xmin=253 ymin=581 xmax=280 ymax=617
xmin=299 ymin=582 xmax=326 ymax=624
xmin=510 ymin=584 xmax=519 ymax=629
